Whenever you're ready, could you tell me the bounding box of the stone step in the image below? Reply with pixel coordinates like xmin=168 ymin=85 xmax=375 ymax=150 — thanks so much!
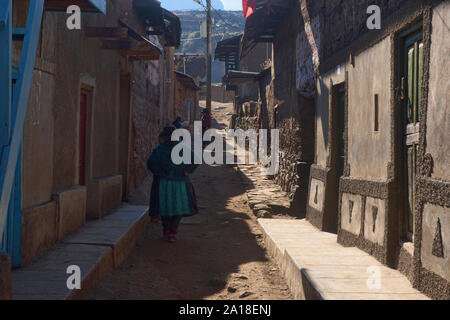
xmin=12 ymin=204 xmax=149 ymax=300
xmin=258 ymin=218 xmax=429 ymax=300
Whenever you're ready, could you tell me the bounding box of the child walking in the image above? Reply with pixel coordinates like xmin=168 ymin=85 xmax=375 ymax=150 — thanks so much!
xmin=147 ymin=127 xmax=199 ymax=243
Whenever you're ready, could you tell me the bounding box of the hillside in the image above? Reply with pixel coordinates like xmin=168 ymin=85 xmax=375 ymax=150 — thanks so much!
xmin=160 ymin=0 xmax=224 ymax=11
xmin=174 ymin=10 xmax=245 ymax=82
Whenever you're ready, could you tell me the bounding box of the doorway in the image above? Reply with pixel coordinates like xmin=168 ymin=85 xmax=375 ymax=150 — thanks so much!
xmin=400 ymin=26 xmax=423 ymax=241
xmin=119 ymin=74 xmax=132 ymax=200
xmin=335 ymin=85 xmax=346 ymax=183
xmin=330 ymin=82 xmax=346 ymax=233
xmin=79 ymin=89 xmax=89 ymax=186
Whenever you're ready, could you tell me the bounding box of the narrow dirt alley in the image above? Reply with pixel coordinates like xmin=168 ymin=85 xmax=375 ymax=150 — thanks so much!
xmin=88 ymin=102 xmax=293 ymax=300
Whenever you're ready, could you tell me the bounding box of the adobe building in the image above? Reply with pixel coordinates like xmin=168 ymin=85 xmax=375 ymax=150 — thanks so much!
xmin=305 ymin=0 xmax=449 ymax=300
xmin=0 ymin=0 xmax=180 ymax=298
xmin=215 ymin=34 xmax=272 ymax=114
xmin=237 ymin=0 xmax=316 ymax=216
xmin=210 ymin=84 xmax=234 ymax=104
xmin=239 ymin=0 xmax=449 ymax=299
xmin=131 ymin=3 xmax=181 ymax=193
xmin=173 ymin=71 xmax=200 ymax=124
xmin=174 ymin=53 xmax=206 ymax=84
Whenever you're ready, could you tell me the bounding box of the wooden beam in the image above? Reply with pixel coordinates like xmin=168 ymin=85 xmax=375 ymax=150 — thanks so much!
xmin=44 ymin=0 xmax=106 ymax=14
xmin=101 ymin=39 xmax=133 ymax=50
xmin=119 ymin=49 xmax=159 ymax=56
xmin=84 ymin=27 xmax=128 ymax=39
xmin=129 ymin=55 xmax=159 ymax=62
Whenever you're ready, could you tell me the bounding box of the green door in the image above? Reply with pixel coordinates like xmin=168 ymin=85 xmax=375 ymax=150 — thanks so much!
xmin=401 ymin=31 xmax=423 ymax=240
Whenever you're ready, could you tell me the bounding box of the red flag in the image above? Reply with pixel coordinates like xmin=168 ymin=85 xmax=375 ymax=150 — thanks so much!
xmin=243 ymin=0 xmax=256 ymax=19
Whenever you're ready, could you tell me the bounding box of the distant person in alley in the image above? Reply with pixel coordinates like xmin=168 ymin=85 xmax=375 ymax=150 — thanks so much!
xmin=201 ymin=109 xmax=212 ymax=148
xmin=172 ymin=116 xmax=183 ymax=129
xmin=201 ymin=109 xmax=212 ymax=133
xmin=147 ymin=126 xmax=199 ymax=243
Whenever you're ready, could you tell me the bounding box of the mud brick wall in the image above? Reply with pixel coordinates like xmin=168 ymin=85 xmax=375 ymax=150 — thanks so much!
xmin=174 ymin=55 xmax=206 ymax=82
xmin=174 ymin=78 xmax=199 ymax=123
xmin=130 ymin=61 xmax=161 ymax=192
xmin=211 ymin=85 xmax=235 ymax=103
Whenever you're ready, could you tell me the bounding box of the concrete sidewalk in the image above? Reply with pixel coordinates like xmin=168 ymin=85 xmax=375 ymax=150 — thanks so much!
xmin=258 ymin=218 xmax=429 ymax=300
xmin=12 ymin=204 xmax=149 ymax=300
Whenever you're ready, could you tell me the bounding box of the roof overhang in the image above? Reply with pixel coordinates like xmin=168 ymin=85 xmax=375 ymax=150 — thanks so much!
xmin=84 ymin=19 xmax=163 ymax=61
xmin=133 ymin=0 xmax=182 ymax=48
xmin=215 ymin=35 xmax=242 ymax=61
xmin=227 ymin=70 xmax=259 ymax=86
xmin=45 ymin=0 xmax=107 ymax=14
xmin=227 ymin=67 xmax=271 ymax=86
xmin=174 ymin=71 xmax=200 ymax=91
xmin=241 ymin=0 xmax=294 ymax=58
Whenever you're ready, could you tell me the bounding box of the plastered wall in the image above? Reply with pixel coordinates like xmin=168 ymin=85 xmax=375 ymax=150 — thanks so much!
xmin=347 ymin=37 xmax=392 ymax=181
xmin=425 ymin=2 xmax=450 ymax=181
xmin=315 ymin=67 xmax=346 ymax=169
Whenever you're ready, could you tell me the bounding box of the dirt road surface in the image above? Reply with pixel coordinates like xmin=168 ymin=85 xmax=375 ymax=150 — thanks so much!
xmin=88 ymin=101 xmax=293 ymax=300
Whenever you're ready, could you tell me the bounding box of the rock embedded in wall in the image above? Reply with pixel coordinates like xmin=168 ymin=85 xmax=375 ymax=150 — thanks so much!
xmin=296 ymin=17 xmax=320 ymax=96
xmin=275 ymin=152 xmax=300 ymax=194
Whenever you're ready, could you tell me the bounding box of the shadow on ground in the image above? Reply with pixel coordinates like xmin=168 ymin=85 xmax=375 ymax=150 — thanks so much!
xmin=88 ymin=162 xmax=286 ymax=300
xmin=88 ymin=101 xmax=292 ymax=300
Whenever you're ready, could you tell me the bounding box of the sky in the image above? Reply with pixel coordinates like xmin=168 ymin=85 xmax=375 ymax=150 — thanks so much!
xmin=159 ymin=0 xmax=243 ymax=11
xmin=221 ymin=0 xmax=243 ymax=10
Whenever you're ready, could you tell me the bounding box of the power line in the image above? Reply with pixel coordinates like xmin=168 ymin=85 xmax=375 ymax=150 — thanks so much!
xmin=181 ymin=31 xmax=241 ymax=41
xmin=191 ymin=0 xmax=241 ymax=36
xmin=192 ymin=0 xmax=207 ymax=10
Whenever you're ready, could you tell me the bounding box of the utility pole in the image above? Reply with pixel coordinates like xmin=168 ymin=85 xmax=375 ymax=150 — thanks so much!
xmin=206 ymin=0 xmax=212 ymax=112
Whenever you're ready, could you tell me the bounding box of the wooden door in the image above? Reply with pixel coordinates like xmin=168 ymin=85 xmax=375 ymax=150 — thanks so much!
xmin=402 ymin=30 xmax=423 ymax=240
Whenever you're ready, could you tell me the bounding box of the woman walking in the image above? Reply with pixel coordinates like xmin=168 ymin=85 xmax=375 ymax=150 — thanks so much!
xmin=147 ymin=126 xmax=199 ymax=243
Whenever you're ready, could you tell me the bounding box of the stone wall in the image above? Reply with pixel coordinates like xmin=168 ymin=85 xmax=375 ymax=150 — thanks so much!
xmin=129 ymin=60 xmax=161 ymax=193
xmin=233 ymin=2 xmax=315 ymax=216
xmin=269 ymin=2 xmax=315 ymax=216
xmin=174 ymin=77 xmax=199 ymax=123
xmin=316 ymin=0 xmax=412 ymax=61
xmin=234 ymin=101 xmax=259 ymax=131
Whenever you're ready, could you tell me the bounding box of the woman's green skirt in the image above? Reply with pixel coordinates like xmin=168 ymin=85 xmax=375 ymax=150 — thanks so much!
xmin=158 ymin=178 xmax=198 ymax=217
